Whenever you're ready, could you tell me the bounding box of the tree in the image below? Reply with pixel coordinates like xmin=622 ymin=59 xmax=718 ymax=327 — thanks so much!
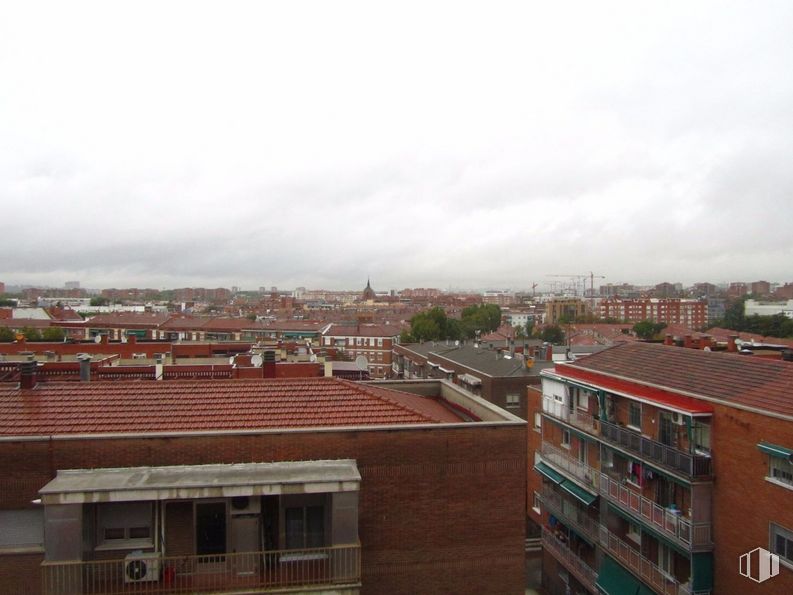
xmin=459 ymin=304 xmax=502 ymax=338
xmin=19 ymin=326 xmax=42 ymax=341
xmin=90 ymin=296 xmax=110 ymax=307
xmin=632 ymin=320 xmax=667 ymax=340
xmin=42 ymin=327 xmax=65 ymax=342
xmin=540 ymin=325 xmax=565 ymax=345
xmin=0 ymin=327 xmax=14 ymax=342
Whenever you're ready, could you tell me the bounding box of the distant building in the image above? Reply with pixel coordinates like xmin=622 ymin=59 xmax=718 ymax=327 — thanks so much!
xmin=692 ymin=282 xmax=719 ymax=297
xmin=545 ymin=298 xmax=587 ymax=325
xmin=750 ymin=280 xmax=772 ymax=296
xmin=361 ymin=279 xmax=376 ymax=301
xmin=0 ymin=281 xmax=5 ymax=294
xmin=64 ymin=281 xmax=80 ymax=290
xmin=321 ymin=323 xmax=400 ymax=379
xmin=599 ymin=298 xmax=707 ymax=327
xmin=653 ymin=281 xmax=680 ymax=298
xmin=727 ymin=282 xmax=749 ymax=298
xmin=744 ymin=299 xmax=793 ymax=319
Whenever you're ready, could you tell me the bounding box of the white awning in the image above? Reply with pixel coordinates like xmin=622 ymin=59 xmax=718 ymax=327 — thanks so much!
xmin=40 ymin=460 xmax=360 ymax=505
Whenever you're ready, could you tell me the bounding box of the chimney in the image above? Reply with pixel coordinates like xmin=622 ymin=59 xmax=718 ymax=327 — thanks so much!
xmin=509 ymin=338 xmax=515 ymax=358
xmin=728 ymin=335 xmax=738 ymax=353
xmin=683 ymin=335 xmax=692 ymax=349
xmin=664 ymin=334 xmax=673 ymax=346
xmin=19 ymin=361 xmax=37 ymax=389
xmin=101 ymin=334 xmax=109 ymax=345
xmin=79 ymin=356 xmax=92 ymax=382
xmin=263 ymin=350 xmax=277 ymax=379
xmin=782 ymin=350 xmax=793 ymax=362
xmin=545 ymin=342 xmax=553 ymax=362
xmin=700 ymin=335 xmax=711 ymax=350
xmin=128 ymin=335 xmax=137 ymax=345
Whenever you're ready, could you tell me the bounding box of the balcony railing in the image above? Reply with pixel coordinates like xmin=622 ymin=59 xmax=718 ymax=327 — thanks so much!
xmin=540 ymin=441 xmax=600 ymax=491
xmin=542 ymin=395 xmax=600 ymax=435
xmin=41 ymin=544 xmax=361 ymax=595
xmin=541 ymin=527 xmax=598 ymax=594
xmin=598 ymin=472 xmax=711 ymax=549
xmin=599 ymin=419 xmax=712 ymax=478
xmin=599 ymin=526 xmax=691 ymax=595
xmin=538 ymin=487 xmax=600 ymax=542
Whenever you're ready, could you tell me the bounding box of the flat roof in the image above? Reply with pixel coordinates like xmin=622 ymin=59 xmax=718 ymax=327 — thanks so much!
xmin=40 ymin=459 xmax=360 ymax=504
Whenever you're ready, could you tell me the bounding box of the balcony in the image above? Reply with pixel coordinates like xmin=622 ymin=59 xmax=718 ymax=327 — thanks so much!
xmin=599 ymin=419 xmax=712 ymax=478
xmin=538 ymin=487 xmax=600 ymax=543
xmin=540 ymin=441 xmax=600 ymax=492
xmin=538 ymin=441 xmax=711 ymax=551
xmin=598 ymin=472 xmax=711 ymax=550
xmin=599 ymin=526 xmax=691 ymax=595
xmin=541 ymin=527 xmax=598 ymax=594
xmin=542 ymin=395 xmax=600 ymax=435
xmin=41 ymin=544 xmax=361 ymax=595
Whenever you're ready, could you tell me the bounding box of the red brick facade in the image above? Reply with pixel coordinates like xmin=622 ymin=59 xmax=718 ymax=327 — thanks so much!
xmin=0 ymin=424 xmax=527 ymax=595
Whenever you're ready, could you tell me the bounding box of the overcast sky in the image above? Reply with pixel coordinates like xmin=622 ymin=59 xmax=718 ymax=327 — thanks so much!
xmin=1 ymin=1 xmax=792 ymax=291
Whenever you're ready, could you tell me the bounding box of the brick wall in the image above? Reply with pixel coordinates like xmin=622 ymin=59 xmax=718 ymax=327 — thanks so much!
xmin=710 ymin=402 xmax=793 ymax=594
xmin=1 ymin=423 xmax=527 ymax=595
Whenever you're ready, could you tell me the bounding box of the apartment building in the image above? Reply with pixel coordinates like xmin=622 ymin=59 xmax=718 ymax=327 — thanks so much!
xmin=321 ymin=323 xmax=400 ymax=379
xmin=598 ymin=299 xmax=707 ymax=328
xmin=529 ymin=342 xmax=793 ymax=595
xmin=0 ymin=372 xmax=526 ymax=595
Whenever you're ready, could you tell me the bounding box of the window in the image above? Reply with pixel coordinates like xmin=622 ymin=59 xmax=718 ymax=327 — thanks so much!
xmin=532 ymin=492 xmax=541 ymax=515
xmin=506 ymin=394 xmax=520 ymax=408
xmin=602 ymin=447 xmax=614 ymax=469
xmin=577 ymin=391 xmax=589 ymax=410
xmin=692 ymin=421 xmax=711 ymax=454
xmin=377 ymin=338 xmax=383 ymax=347
xmin=770 ymin=456 xmax=793 ymax=486
xmin=0 ymin=510 xmax=44 ymax=551
xmin=771 ymin=523 xmax=793 ymax=567
xmin=562 ymin=429 xmax=571 ymax=448
xmin=658 ymin=543 xmax=674 ymax=577
xmin=285 ymin=506 xmax=324 ymax=549
xmin=628 ymin=402 xmax=642 ymax=429
xmin=533 ymin=413 xmax=542 ymax=432
xmin=627 ymin=521 xmax=641 ymax=544
xmin=96 ymin=502 xmax=152 ymax=548
xmin=578 ymin=441 xmax=588 ymax=465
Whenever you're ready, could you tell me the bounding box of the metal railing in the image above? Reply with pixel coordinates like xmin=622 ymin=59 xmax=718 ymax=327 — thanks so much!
xmin=540 ymin=441 xmax=600 ymax=491
xmin=598 ymin=472 xmax=711 ymax=548
xmin=41 ymin=544 xmax=361 ymax=595
xmin=541 ymin=527 xmax=598 ymax=594
xmin=542 ymin=395 xmax=600 ymax=435
xmin=599 ymin=419 xmax=712 ymax=477
xmin=538 ymin=487 xmax=600 ymax=542
xmin=599 ymin=526 xmax=690 ymax=595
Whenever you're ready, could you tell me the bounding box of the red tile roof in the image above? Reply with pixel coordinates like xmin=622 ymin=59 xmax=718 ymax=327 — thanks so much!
xmin=0 ymin=377 xmax=465 ymax=436
xmin=558 ymin=342 xmax=793 ymax=418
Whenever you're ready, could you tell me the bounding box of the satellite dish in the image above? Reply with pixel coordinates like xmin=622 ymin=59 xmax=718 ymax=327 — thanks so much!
xmin=309 ymin=354 xmax=317 ymax=363
xmin=229 ymin=356 xmax=235 ymax=365
xmin=121 ymin=336 xmax=127 ymax=343
xmin=355 ymin=355 xmax=369 ymax=371
xmin=251 ymin=354 xmax=263 ymax=367
xmin=94 ymin=335 xmax=102 ymax=343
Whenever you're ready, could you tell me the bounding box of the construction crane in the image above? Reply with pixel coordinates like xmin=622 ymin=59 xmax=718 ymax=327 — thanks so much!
xmin=547 ymin=274 xmax=589 ymax=297
xmin=547 ymin=273 xmax=606 ymax=311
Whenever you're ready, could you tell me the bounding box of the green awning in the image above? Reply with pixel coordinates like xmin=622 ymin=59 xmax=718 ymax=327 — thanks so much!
xmin=596 ymin=555 xmax=654 ymax=595
xmin=535 ymin=461 xmax=564 ymax=484
xmin=605 ymin=503 xmax=688 ymax=556
xmin=560 ymin=479 xmax=597 ymax=506
xmin=758 ymin=442 xmax=793 ymax=458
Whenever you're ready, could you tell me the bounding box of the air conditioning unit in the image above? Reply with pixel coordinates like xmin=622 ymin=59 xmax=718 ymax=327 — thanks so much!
xmin=124 ymin=551 xmax=160 ymax=584
xmin=230 ymin=495 xmax=261 ymax=515
xmin=671 ymin=412 xmax=686 ymax=426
